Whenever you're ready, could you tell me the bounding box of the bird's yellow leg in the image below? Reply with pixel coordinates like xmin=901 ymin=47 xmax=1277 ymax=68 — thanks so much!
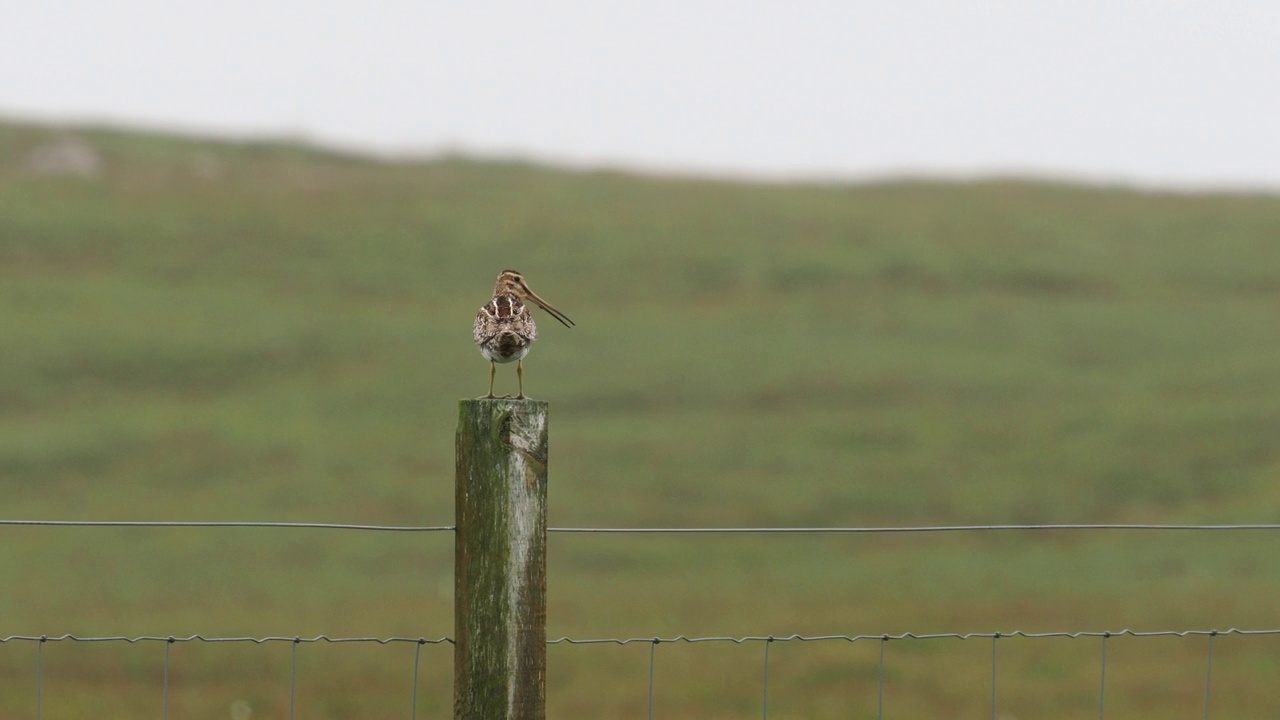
xmin=484 ymin=361 xmax=497 ymax=399
xmin=516 ymin=359 xmax=526 ymax=400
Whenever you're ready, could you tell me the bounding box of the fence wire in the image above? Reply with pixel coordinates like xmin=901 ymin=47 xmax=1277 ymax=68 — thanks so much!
xmin=547 ymin=628 xmax=1256 ymax=720
xmin=546 ymin=627 xmax=1278 ymax=644
xmin=7 ymin=634 xmax=452 ymax=720
xmin=4 ymin=519 xmax=1280 ymax=533
xmin=0 ymin=519 xmax=452 ymax=531
xmin=3 ymin=627 xmax=1274 ymax=645
xmin=5 ymin=629 xmax=1273 ymax=719
xmin=5 ymin=517 xmax=1278 ymax=716
xmin=0 ymin=634 xmax=452 ymax=644
xmin=550 ymin=523 xmax=1280 ymax=533
xmin=1098 ymin=632 xmax=1110 ymax=718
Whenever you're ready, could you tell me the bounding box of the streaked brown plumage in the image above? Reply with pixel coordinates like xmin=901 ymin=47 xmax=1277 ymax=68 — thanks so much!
xmin=473 ymin=270 xmax=574 ymax=399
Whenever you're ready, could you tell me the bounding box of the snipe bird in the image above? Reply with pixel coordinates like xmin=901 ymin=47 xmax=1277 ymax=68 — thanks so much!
xmin=473 ymin=270 xmax=574 ymax=399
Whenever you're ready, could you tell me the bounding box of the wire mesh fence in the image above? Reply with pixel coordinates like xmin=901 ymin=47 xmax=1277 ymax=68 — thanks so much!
xmin=3 ymin=520 xmax=1279 ymax=718
xmin=4 ymin=628 xmax=1279 ymax=719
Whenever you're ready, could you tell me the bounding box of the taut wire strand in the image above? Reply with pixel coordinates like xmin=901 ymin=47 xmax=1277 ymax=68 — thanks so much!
xmin=3 ymin=628 xmax=1276 ymax=646
xmin=546 ymin=628 xmax=1280 ymax=645
xmin=990 ymin=634 xmax=999 ymax=720
xmin=1203 ymin=631 xmax=1216 ymax=720
xmin=761 ymin=636 xmax=772 ymax=720
xmin=1098 ymin=633 xmax=1109 ymax=720
xmin=877 ymin=636 xmax=886 ymax=720
xmin=411 ymin=640 xmax=423 ymax=720
xmin=36 ymin=637 xmax=44 ymax=720
xmin=289 ymin=638 xmax=298 ymax=720
xmin=0 ymin=634 xmax=453 ymax=644
xmin=549 ymin=523 xmax=1280 ymax=533
xmin=0 ymin=519 xmax=452 ymax=531
xmin=163 ymin=639 xmax=172 ymax=720
xmin=648 ymin=640 xmax=657 ymax=720
xmin=5 ymin=519 xmax=1280 ymax=533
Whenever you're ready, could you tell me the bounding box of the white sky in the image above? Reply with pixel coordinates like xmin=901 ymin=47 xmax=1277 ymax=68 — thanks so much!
xmin=2 ymin=1 xmax=1278 ymax=188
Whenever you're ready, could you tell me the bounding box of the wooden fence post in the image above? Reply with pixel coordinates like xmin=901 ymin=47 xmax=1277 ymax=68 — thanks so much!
xmin=454 ymin=398 xmax=548 ymax=720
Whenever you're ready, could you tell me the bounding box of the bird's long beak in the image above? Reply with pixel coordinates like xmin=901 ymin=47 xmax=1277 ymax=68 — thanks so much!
xmin=523 ymin=286 xmax=575 ymax=328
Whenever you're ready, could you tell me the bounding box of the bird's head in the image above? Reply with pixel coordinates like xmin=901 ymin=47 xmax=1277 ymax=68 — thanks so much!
xmin=494 ymin=270 xmax=575 ymax=328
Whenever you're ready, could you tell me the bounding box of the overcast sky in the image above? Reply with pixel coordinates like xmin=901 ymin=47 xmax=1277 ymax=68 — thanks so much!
xmin=3 ymin=1 xmax=1277 ymax=188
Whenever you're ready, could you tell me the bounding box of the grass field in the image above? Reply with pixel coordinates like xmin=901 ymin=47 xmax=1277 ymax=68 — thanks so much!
xmin=1 ymin=119 xmax=1279 ymax=718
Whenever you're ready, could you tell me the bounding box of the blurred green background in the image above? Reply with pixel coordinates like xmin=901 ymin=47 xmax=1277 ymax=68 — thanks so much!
xmin=2 ymin=120 xmax=1279 ymax=718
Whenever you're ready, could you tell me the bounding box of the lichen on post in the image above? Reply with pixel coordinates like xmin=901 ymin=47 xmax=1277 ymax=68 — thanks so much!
xmin=454 ymin=398 xmax=548 ymax=720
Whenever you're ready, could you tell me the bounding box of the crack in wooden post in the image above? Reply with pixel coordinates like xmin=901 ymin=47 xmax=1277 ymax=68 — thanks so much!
xmin=455 ymin=399 xmax=548 ymax=720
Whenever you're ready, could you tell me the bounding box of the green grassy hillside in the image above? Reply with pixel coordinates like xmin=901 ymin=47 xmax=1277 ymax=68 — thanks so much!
xmin=1 ymin=120 xmax=1279 ymax=718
